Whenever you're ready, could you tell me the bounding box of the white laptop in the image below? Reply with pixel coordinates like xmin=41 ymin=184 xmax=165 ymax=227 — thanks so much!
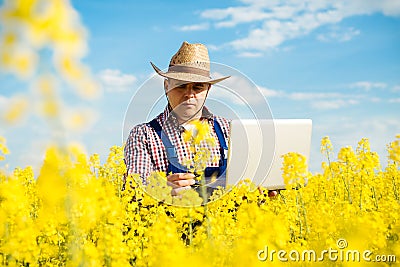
xmin=225 ymin=119 xmax=312 ymax=190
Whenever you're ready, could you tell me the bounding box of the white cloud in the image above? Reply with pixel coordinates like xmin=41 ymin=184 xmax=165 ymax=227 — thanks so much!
xmin=237 ymin=51 xmax=264 ymax=58
xmin=230 ymin=19 xmax=302 ymax=50
xmin=267 ymin=88 xmax=374 ymax=110
xmin=311 ymin=115 xmax=400 ymax=171
xmin=317 ymin=27 xmax=360 ymax=42
xmin=210 ymin=74 xmax=267 ymax=105
xmin=200 ymin=8 xmax=232 ymax=21
xmin=311 ymin=99 xmax=359 ymax=110
xmin=349 ymin=81 xmax=387 ymax=91
xmin=288 ymin=92 xmax=344 ymax=100
xmin=259 ymin=86 xmax=283 ymax=97
xmin=283 ymin=91 xmax=368 ymax=109
xmin=201 ymin=6 xmax=270 ymax=28
xmin=209 ymin=76 xmax=362 ymax=110
xmin=370 ymin=97 xmax=382 ymax=103
xmin=206 ymin=44 xmax=221 ymax=51
xmin=0 ymin=95 xmax=8 ymax=106
xmin=392 ymin=85 xmax=400 ymax=92
xmin=208 ymin=75 xmax=364 ymax=110
xmin=177 ymin=23 xmax=209 ymax=31
xmin=243 ymin=82 xmax=394 ymax=110
xmin=194 ymin=0 xmax=400 ymax=52
xmin=97 ymin=69 xmax=137 ymax=92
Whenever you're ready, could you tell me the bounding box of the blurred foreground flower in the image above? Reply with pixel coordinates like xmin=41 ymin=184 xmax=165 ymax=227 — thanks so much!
xmin=0 ymin=136 xmax=9 ymax=161
xmin=1 ymin=95 xmax=29 ymax=124
xmin=0 ymin=0 xmax=101 ymax=133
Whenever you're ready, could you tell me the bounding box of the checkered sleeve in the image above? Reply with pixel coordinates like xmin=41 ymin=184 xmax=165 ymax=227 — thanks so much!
xmin=124 ymin=123 xmax=154 ymax=182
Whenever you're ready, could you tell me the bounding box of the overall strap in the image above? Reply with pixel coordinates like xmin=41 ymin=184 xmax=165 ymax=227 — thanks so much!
xmin=213 ymin=118 xmax=228 ymax=163
xmin=196 ymin=119 xmax=228 ymax=191
xmin=212 ymin=118 xmax=228 ymax=181
xmin=148 ymin=119 xmax=187 ymax=173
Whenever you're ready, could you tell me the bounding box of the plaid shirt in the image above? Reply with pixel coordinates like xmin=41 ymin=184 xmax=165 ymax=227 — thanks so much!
xmin=124 ymin=106 xmax=230 ymax=183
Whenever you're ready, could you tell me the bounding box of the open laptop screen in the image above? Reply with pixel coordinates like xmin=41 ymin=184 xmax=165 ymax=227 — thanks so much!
xmin=226 ymin=119 xmax=312 ymax=190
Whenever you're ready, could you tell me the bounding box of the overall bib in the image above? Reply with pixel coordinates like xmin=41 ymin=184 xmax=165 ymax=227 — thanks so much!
xmin=148 ymin=118 xmax=228 ymax=197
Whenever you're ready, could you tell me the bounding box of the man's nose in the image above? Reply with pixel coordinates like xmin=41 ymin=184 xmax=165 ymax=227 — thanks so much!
xmin=184 ymin=85 xmax=195 ymax=97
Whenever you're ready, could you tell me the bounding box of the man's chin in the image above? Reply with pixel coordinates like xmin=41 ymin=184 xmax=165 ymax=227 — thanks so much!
xmin=172 ymin=105 xmax=203 ymax=121
xmin=177 ymin=110 xmax=202 ymax=122
xmin=181 ymin=112 xmax=199 ymax=121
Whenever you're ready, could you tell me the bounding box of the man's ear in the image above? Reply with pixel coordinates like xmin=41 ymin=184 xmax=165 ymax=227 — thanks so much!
xmin=164 ymin=79 xmax=169 ymax=93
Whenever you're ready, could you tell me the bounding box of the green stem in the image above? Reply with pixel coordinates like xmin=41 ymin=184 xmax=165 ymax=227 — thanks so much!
xmin=200 ymin=173 xmax=211 ymax=240
xmin=342 ymin=160 xmax=352 ymax=204
xmin=296 ymin=194 xmax=303 ymax=236
xmin=359 ymin=173 xmax=363 ymax=210
xmin=372 ymin=186 xmax=378 ymax=210
xmin=392 ymin=174 xmax=399 ymax=201
xmin=299 ymin=191 xmax=309 ymax=235
xmin=326 ymin=149 xmax=333 ymax=180
xmin=189 ymin=210 xmax=193 ymax=246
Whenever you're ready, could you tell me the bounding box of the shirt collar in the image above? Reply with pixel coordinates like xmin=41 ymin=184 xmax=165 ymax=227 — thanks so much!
xmin=161 ymin=105 xmax=214 ymax=131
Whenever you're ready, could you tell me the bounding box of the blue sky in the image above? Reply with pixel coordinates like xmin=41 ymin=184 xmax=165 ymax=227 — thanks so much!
xmin=1 ymin=0 xmax=400 ymax=173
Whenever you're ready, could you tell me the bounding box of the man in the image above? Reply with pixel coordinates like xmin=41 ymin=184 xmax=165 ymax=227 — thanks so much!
xmin=124 ymin=41 xmax=230 ymax=196
xmin=124 ymin=41 xmax=278 ymax=197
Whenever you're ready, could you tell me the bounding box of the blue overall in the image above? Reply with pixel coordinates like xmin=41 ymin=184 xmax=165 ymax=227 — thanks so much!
xmin=148 ymin=118 xmax=228 ymax=189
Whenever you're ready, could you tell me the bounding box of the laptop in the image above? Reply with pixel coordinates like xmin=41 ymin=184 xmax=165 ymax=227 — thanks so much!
xmin=225 ymin=119 xmax=312 ymax=190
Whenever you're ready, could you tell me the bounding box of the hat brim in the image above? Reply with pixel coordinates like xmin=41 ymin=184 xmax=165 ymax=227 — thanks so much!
xmin=150 ymin=62 xmax=230 ymax=85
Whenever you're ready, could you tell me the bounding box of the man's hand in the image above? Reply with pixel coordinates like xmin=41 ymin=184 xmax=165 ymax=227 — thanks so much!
xmin=268 ymin=190 xmax=279 ymax=197
xmin=258 ymin=186 xmax=280 ymax=198
xmin=167 ymin=173 xmax=196 ymax=196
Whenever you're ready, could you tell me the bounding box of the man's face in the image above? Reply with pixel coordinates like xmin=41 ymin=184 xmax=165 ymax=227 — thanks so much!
xmin=165 ymin=79 xmax=210 ymax=122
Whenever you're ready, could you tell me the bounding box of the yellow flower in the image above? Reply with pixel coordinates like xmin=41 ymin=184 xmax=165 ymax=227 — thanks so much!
xmin=2 ymin=95 xmax=29 ymax=123
xmin=0 ymin=136 xmax=10 ymax=161
xmin=387 ymin=135 xmax=400 ymax=164
xmin=281 ymin=152 xmax=309 ymax=188
xmin=0 ymin=0 xmax=100 ymax=128
xmin=320 ymin=136 xmax=333 ymax=155
xmin=61 ymin=107 xmax=98 ymax=132
xmin=33 ymin=75 xmax=60 ymax=117
xmin=8 ymin=112 xmax=400 ymax=263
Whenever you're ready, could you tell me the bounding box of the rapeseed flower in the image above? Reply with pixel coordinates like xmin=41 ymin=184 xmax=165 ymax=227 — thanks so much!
xmin=0 ymin=136 xmax=399 ymax=265
xmin=0 ymin=137 xmax=9 ymax=161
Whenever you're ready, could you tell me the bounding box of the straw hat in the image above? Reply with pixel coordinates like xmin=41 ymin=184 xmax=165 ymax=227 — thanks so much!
xmin=150 ymin=41 xmax=230 ymax=84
